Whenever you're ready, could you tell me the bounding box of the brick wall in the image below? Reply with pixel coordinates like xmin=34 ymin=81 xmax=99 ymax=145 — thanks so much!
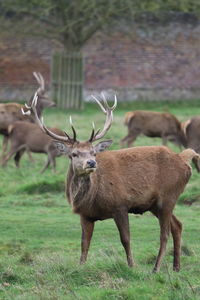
xmin=1 ymin=22 xmax=200 ymax=101
xmin=0 ymin=35 xmax=53 ymax=101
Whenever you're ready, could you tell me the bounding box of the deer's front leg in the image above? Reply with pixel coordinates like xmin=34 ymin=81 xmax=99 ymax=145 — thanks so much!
xmin=1 ymin=136 xmax=9 ymax=161
xmin=80 ymin=216 xmax=94 ymax=264
xmin=114 ymin=207 xmax=135 ymax=267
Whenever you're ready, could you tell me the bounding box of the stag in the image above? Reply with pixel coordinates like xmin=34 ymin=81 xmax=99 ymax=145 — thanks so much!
xmin=2 ymin=121 xmax=65 ymax=173
xmin=120 ymin=110 xmax=187 ymax=149
xmin=27 ymin=92 xmax=199 ymax=272
xmin=0 ymin=72 xmax=55 ymax=160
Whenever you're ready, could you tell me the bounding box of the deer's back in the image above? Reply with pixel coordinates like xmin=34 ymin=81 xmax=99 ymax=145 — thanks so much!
xmin=128 ymin=111 xmax=180 ymax=136
xmin=10 ymin=121 xmax=65 ymax=153
xmin=92 ymin=146 xmax=191 ymax=213
xmin=9 ymin=121 xmax=52 ymax=151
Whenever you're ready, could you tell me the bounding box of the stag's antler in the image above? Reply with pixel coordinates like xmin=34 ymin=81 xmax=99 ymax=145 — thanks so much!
xmin=88 ymin=92 xmax=117 ymax=142
xmin=22 ymin=92 xmax=76 ymax=144
xmin=33 ymin=72 xmax=45 ymax=92
xmin=22 ymin=91 xmax=117 ymax=144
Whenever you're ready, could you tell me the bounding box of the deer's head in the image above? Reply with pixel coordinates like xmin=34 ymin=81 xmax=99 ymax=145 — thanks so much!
xmin=26 ymin=93 xmax=117 ymax=176
xmin=30 ymin=72 xmax=55 ymax=110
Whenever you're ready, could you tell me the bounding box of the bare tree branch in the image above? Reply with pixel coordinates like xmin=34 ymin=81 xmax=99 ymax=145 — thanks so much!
xmin=1 ymin=0 xmax=200 ymax=50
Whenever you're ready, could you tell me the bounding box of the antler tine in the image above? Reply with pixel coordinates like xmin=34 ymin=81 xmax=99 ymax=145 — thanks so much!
xmin=101 ymin=92 xmax=117 ymax=110
xmin=33 ymin=71 xmax=43 ymax=93
xmin=91 ymin=95 xmax=107 ymax=114
xmin=69 ymin=116 xmax=77 ymax=142
xmin=38 ymin=72 xmax=45 ymax=90
xmin=21 ymin=107 xmax=31 ymax=115
xmin=101 ymin=92 xmax=110 ymax=108
xmin=88 ymin=129 xmax=95 ymax=142
xmin=33 ymin=72 xmax=41 ymax=85
xmin=21 ymin=92 xmax=37 ymax=115
xmin=112 ymin=95 xmax=117 ymax=110
xmin=101 ymin=92 xmax=117 ymax=109
xmin=88 ymin=122 xmax=98 ymax=142
xmin=89 ymin=93 xmax=117 ymax=142
xmin=25 ymin=103 xmax=31 ymax=109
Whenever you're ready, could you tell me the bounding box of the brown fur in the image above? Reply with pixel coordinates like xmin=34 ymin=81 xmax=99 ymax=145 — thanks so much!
xmin=64 ymin=143 xmax=199 ymax=272
xmin=124 ymin=111 xmax=135 ymax=125
xmin=184 ymin=116 xmax=200 ymax=153
xmin=27 ymin=93 xmax=197 ymax=272
xmin=0 ymin=98 xmax=54 ymax=136
xmin=0 ymin=103 xmax=33 ymax=132
xmin=2 ymin=121 xmax=64 ymax=173
xmin=0 ymin=76 xmax=55 ymax=160
xmin=181 ymin=119 xmax=191 ymax=136
xmin=120 ymin=110 xmax=187 ymax=148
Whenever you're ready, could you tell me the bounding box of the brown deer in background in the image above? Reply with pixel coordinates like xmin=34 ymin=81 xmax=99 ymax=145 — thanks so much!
xmin=0 ymin=72 xmax=55 ymax=160
xmin=182 ymin=116 xmax=200 ymax=154
xmin=2 ymin=121 xmax=65 ymax=173
xmin=28 ymin=92 xmax=199 ymax=272
xmin=120 ymin=110 xmax=187 ymax=149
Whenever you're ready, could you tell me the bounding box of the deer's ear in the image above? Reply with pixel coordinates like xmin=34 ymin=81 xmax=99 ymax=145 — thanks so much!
xmin=94 ymin=140 xmax=113 ymax=153
xmin=54 ymin=141 xmax=71 ymax=155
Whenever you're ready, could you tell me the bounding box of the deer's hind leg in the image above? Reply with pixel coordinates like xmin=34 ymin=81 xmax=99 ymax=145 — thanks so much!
xmin=40 ymin=155 xmax=51 ymax=173
xmin=14 ymin=149 xmax=26 ymax=167
xmin=50 ymin=155 xmax=56 ymax=173
xmin=40 ymin=151 xmax=56 ymax=173
xmin=26 ymin=149 xmax=35 ymax=163
xmin=2 ymin=144 xmax=25 ymax=167
xmin=151 ymin=202 xmax=175 ymax=273
xmin=170 ymin=214 xmax=182 ymax=271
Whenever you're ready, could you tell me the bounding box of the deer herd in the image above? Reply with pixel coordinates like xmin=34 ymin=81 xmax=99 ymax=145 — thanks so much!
xmin=1 ymin=72 xmax=200 ymax=273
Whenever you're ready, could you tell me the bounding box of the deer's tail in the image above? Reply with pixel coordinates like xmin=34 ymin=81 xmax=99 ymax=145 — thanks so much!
xmin=124 ymin=112 xmax=135 ymax=126
xmin=8 ymin=124 xmax=14 ymax=135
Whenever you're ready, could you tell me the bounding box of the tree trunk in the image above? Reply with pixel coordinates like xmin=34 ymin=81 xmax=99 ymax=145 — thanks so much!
xmin=51 ymin=51 xmax=84 ymax=109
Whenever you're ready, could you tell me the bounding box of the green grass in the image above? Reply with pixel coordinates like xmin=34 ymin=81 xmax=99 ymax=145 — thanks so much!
xmin=0 ymin=99 xmax=200 ymax=299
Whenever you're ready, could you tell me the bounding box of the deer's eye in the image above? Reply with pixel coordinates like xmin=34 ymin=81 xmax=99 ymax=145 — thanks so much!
xmin=90 ymin=151 xmax=96 ymax=156
xmin=72 ymin=153 xmax=78 ymax=158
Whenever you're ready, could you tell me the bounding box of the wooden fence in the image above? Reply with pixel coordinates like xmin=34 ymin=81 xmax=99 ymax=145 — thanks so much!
xmin=51 ymin=51 xmax=84 ymax=109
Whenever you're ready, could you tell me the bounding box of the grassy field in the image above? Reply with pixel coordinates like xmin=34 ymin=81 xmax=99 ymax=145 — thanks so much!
xmin=0 ymin=99 xmax=200 ymax=300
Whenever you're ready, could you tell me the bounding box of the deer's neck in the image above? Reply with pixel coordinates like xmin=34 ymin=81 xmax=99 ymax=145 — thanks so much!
xmin=67 ymin=165 xmax=98 ymax=214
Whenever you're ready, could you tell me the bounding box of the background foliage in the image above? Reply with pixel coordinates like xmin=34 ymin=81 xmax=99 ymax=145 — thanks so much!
xmin=1 ymin=0 xmax=200 ymax=49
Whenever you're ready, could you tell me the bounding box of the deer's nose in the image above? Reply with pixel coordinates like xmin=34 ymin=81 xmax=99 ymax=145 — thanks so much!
xmin=87 ymin=160 xmax=96 ymax=168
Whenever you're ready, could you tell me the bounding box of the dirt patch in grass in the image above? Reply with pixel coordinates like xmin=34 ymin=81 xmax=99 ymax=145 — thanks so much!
xmin=0 ymin=240 xmax=25 ymax=255
xmin=19 ymin=251 xmax=34 ymax=265
xmin=0 ymin=269 xmax=23 ymax=284
xmin=179 ymin=194 xmax=200 ymax=206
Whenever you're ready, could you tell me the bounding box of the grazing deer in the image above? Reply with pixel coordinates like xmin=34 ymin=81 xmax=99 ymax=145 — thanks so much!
xmin=2 ymin=121 xmax=65 ymax=173
xmin=120 ymin=110 xmax=187 ymax=149
xmin=182 ymin=117 xmax=200 ymax=153
xmin=0 ymin=72 xmax=55 ymax=160
xmin=28 ymin=92 xmax=199 ymax=272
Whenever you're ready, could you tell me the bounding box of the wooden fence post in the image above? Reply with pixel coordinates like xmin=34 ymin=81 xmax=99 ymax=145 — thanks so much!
xmin=51 ymin=51 xmax=84 ymax=109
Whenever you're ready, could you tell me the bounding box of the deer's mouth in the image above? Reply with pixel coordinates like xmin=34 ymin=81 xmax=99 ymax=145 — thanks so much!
xmin=85 ymin=167 xmax=96 ymax=173
xmin=75 ymin=166 xmax=97 ymax=176
xmin=83 ymin=160 xmax=97 ymax=174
